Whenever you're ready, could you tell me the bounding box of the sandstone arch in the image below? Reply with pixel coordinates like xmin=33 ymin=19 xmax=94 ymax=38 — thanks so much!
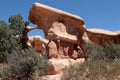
xmin=28 ymin=2 xmax=120 ymax=59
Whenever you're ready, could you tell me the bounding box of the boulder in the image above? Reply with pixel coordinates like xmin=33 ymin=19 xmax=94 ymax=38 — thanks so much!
xmin=41 ymin=73 xmax=62 ymax=80
xmin=46 ymin=58 xmax=85 ymax=75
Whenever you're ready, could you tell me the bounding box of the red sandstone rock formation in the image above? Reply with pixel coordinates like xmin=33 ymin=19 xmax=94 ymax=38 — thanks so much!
xmin=27 ymin=36 xmax=48 ymax=52
xmin=27 ymin=2 xmax=120 ymax=79
xmin=29 ymin=2 xmax=86 ymax=59
xmin=86 ymin=28 xmax=120 ymax=46
xmin=28 ymin=2 xmax=120 ymax=59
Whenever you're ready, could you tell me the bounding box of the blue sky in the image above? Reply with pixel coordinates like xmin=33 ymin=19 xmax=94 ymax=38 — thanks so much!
xmin=0 ymin=0 xmax=120 ymax=37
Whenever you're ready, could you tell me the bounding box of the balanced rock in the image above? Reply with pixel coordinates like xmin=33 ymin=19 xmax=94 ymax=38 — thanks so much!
xmin=28 ymin=2 xmax=120 ymax=59
xmin=29 ymin=2 xmax=86 ymax=59
xmin=29 ymin=2 xmax=86 ymax=40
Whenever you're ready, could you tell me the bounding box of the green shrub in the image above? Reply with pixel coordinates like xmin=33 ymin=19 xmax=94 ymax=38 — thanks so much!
xmin=83 ymin=41 xmax=120 ymax=61
xmin=62 ymin=59 xmax=120 ymax=80
xmin=62 ymin=60 xmax=107 ymax=80
xmin=62 ymin=42 xmax=120 ymax=80
xmin=83 ymin=42 xmax=105 ymax=61
xmin=88 ymin=60 xmax=108 ymax=80
xmin=0 ymin=64 xmax=13 ymax=80
xmin=104 ymin=41 xmax=120 ymax=61
xmin=107 ymin=59 xmax=120 ymax=80
xmin=0 ymin=14 xmax=30 ymax=63
xmin=61 ymin=62 xmax=87 ymax=80
xmin=0 ymin=20 xmax=17 ymax=63
xmin=0 ymin=48 xmax=49 ymax=80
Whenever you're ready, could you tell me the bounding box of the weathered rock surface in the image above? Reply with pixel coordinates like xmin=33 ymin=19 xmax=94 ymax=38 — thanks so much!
xmin=29 ymin=2 xmax=87 ymax=41
xmin=41 ymin=73 xmax=62 ymax=80
xmin=29 ymin=2 xmax=86 ymax=38
xmin=27 ymin=36 xmax=48 ymax=52
xmin=28 ymin=2 xmax=120 ymax=59
xmin=29 ymin=2 xmax=86 ymax=59
xmin=42 ymin=58 xmax=85 ymax=80
xmin=27 ymin=2 xmax=120 ymax=80
xmin=86 ymin=28 xmax=120 ymax=46
xmin=47 ymin=39 xmax=84 ymax=59
xmin=47 ymin=59 xmax=85 ymax=74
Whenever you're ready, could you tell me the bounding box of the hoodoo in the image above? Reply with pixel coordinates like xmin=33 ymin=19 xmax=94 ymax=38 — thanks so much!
xmin=29 ymin=2 xmax=87 ymax=59
xmin=28 ymin=2 xmax=120 ymax=59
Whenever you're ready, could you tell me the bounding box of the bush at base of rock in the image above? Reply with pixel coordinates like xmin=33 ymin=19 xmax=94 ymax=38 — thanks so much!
xmin=61 ymin=59 xmax=120 ymax=80
xmin=0 ymin=48 xmax=49 ymax=80
xmin=104 ymin=41 xmax=120 ymax=61
xmin=62 ymin=41 xmax=120 ymax=80
xmin=83 ymin=41 xmax=120 ymax=61
xmin=83 ymin=42 xmax=105 ymax=60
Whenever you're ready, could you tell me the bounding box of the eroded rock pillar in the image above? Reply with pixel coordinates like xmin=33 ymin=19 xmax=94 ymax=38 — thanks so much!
xmin=47 ymin=39 xmax=84 ymax=59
